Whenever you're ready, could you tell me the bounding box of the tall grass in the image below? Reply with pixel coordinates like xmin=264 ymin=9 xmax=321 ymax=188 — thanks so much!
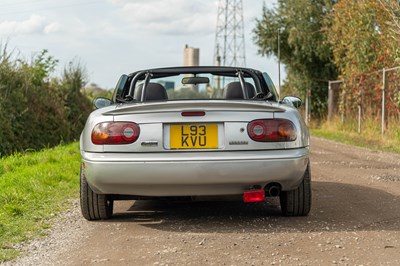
xmin=0 ymin=143 xmax=81 ymax=262
xmin=311 ymin=117 xmax=400 ymax=154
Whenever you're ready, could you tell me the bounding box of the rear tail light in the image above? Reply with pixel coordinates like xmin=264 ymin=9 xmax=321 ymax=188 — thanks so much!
xmin=91 ymin=122 xmax=140 ymax=145
xmin=247 ymin=119 xmax=297 ymax=142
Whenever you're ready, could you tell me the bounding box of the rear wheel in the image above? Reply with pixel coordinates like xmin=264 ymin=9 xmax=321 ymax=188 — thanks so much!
xmin=279 ymin=163 xmax=311 ymax=216
xmin=80 ymin=167 xmax=113 ymax=220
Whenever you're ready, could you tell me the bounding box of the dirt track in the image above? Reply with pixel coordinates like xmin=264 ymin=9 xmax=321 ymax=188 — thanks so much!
xmin=7 ymin=137 xmax=400 ymax=265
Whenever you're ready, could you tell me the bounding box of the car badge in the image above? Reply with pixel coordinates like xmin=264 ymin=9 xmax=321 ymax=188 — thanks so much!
xmin=229 ymin=141 xmax=248 ymax=145
xmin=141 ymin=141 xmax=158 ymax=147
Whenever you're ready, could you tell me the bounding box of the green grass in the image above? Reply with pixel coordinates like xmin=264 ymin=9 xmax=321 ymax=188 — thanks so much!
xmin=311 ymin=118 xmax=400 ymax=154
xmin=0 ymin=143 xmax=81 ymax=262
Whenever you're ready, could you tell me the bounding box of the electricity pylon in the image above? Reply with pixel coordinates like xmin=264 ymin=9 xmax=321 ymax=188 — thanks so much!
xmin=214 ymin=0 xmax=246 ymax=67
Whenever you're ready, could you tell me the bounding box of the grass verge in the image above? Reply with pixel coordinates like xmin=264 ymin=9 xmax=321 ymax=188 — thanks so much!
xmin=311 ymin=119 xmax=400 ymax=154
xmin=0 ymin=143 xmax=80 ymax=262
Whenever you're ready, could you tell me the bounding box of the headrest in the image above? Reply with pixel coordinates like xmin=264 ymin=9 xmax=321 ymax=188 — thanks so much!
xmin=134 ymin=83 xmax=168 ymax=101
xmin=223 ymin=81 xmax=255 ymax=99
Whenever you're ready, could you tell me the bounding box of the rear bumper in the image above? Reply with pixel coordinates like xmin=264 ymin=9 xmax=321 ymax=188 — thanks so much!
xmin=81 ymin=148 xmax=309 ymax=196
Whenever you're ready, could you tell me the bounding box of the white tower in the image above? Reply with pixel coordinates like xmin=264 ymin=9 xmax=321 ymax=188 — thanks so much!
xmin=184 ymin=44 xmax=200 ymax=66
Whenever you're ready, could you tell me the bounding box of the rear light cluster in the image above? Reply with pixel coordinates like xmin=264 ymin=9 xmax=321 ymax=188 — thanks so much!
xmin=247 ymin=119 xmax=297 ymax=142
xmin=91 ymin=122 xmax=140 ymax=145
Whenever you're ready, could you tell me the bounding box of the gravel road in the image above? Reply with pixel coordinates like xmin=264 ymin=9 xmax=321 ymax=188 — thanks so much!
xmin=4 ymin=137 xmax=400 ymax=265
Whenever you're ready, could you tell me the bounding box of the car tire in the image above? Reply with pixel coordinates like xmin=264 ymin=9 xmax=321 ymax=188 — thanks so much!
xmin=279 ymin=163 xmax=311 ymax=216
xmin=80 ymin=167 xmax=113 ymax=220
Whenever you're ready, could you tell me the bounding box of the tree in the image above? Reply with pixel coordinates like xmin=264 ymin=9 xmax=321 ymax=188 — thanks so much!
xmin=327 ymin=0 xmax=400 ymax=120
xmin=328 ymin=0 xmax=400 ymax=77
xmin=328 ymin=0 xmax=400 ymax=75
xmin=253 ymin=0 xmax=338 ymax=117
xmin=378 ymin=0 xmax=400 ymax=43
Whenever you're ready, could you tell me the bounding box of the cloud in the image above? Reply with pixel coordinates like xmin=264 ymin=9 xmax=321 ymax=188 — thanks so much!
xmin=112 ymin=0 xmax=216 ymax=35
xmin=44 ymin=22 xmax=60 ymax=34
xmin=0 ymin=15 xmax=59 ymax=36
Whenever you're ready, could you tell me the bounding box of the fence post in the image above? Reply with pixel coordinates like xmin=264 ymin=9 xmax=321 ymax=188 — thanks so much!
xmin=305 ymin=89 xmax=309 ymax=126
xmin=382 ymin=69 xmax=386 ymax=135
xmin=328 ymin=81 xmax=331 ymax=120
xmin=328 ymin=80 xmax=343 ymax=122
xmin=358 ymin=85 xmax=362 ymax=134
xmin=358 ymin=105 xmax=362 ymax=134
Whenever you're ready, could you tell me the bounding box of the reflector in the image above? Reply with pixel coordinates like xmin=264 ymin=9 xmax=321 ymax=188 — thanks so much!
xmin=243 ymin=189 xmax=265 ymax=203
xmin=248 ymin=121 xmax=267 ymax=139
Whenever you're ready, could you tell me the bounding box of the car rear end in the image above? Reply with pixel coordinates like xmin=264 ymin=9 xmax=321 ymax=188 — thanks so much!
xmin=81 ymin=100 xmax=309 ymax=197
xmin=79 ymin=67 xmax=311 ymax=220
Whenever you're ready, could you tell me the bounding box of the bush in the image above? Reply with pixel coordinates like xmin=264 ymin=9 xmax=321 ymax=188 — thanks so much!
xmin=0 ymin=46 xmax=91 ymax=156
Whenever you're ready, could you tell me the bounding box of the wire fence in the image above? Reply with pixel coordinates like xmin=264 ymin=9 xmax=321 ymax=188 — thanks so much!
xmin=328 ymin=66 xmax=400 ymax=136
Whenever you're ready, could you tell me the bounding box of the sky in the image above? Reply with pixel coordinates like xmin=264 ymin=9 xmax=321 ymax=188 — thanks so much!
xmin=0 ymin=0 xmax=284 ymax=89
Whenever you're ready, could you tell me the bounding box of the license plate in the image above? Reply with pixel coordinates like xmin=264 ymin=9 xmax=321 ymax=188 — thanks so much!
xmin=170 ymin=124 xmax=218 ymax=149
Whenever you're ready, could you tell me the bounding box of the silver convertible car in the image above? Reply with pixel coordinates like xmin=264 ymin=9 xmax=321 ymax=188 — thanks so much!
xmin=80 ymin=66 xmax=311 ymax=220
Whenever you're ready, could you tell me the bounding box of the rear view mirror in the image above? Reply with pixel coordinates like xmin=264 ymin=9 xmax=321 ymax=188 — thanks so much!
xmin=93 ymin=97 xmax=112 ymax=109
xmin=182 ymin=77 xmax=210 ymax=85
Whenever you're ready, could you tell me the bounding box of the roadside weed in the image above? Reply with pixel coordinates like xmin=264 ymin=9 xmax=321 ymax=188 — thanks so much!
xmin=311 ymin=118 xmax=400 ymax=154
